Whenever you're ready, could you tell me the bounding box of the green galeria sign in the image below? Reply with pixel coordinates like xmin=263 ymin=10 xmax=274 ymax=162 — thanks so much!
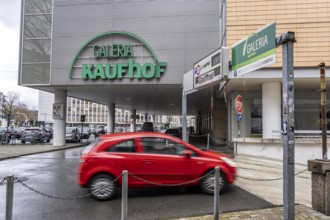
xmin=232 ymin=22 xmax=276 ymax=77
xmin=69 ymin=31 xmax=167 ymax=80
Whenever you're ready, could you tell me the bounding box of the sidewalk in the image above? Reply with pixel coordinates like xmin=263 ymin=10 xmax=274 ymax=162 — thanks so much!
xmin=0 ymin=142 xmax=87 ymax=160
xmin=1 ymin=141 xmax=330 ymax=219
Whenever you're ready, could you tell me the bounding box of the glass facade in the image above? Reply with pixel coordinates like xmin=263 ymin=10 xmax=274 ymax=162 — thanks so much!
xmin=21 ymin=0 xmax=52 ymax=85
xmin=295 ymin=99 xmax=330 ymax=131
xmin=249 ymin=97 xmax=330 ymax=135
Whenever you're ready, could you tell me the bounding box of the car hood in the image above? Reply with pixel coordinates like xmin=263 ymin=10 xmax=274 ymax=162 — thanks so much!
xmin=199 ymin=149 xmax=230 ymax=159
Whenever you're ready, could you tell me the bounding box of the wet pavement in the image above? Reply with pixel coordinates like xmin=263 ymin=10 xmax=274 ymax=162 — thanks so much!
xmin=0 ymin=136 xmax=329 ymax=219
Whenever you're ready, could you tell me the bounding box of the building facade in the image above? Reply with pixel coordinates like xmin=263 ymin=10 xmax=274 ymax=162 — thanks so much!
xmin=19 ymin=0 xmax=330 ymax=163
xmin=222 ymin=0 xmax=330 ymax=163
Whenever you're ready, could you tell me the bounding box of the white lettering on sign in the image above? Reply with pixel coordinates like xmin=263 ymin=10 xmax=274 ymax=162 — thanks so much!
xmin=246 ymin=35 xmax=268 ymax=55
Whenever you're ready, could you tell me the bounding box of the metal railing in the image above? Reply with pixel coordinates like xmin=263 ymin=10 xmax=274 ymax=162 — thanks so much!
xmin=1 ymin=167 xmax=308 ymax=220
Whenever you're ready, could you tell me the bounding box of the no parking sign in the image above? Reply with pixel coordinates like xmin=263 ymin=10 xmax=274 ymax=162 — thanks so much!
xmin=235 ymin=95 xmax=243 ymax=114
xmin=237 ymin=114 xmax=242 ymax=123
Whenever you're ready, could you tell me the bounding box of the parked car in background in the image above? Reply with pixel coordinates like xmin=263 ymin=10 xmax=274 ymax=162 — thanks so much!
xmin=0 ymin=126 xmax=11 ymax=143
xmin=66 ymin=127 xmax=80 ymax=143
xmin=21 ymin=127 xmax=51 ymax=144
xmin=78 ymin=127 xmax=91 ymax=139
xmin=77 ymin=132 xmax=237 ymax=200
xmin=165 ymin=127 xmax=182 ymax=139
xmin=141 ymin=122 xmax=154 ymax=132
xmin=16 ymin=127 xmax=28 ymax=139
xmin=95 ymin=125 xmax=106 ymax=135
xmin=44 ymin=127 xmax=53 ymax=139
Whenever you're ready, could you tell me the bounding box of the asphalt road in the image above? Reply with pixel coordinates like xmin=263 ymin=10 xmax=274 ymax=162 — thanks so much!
xmin=0 ymin=147 xmax=274 ymax=220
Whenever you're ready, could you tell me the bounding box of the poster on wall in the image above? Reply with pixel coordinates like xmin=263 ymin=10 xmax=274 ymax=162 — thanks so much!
xmin=53 ymin=103 xmax=64 ymax=120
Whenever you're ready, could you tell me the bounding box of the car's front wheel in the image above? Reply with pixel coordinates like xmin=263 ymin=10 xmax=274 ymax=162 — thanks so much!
xmin=89 ymin=174 xmax=117 ymax=201
xmin=200 ymin=170 xmax=227 ymax=195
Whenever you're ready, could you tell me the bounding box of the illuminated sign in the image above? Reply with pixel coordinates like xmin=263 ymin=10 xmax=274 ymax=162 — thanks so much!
xmin=193 ymin=48 xmax=223 ymax=89
xmin=69 ymin=31 xmax=167 ymax=80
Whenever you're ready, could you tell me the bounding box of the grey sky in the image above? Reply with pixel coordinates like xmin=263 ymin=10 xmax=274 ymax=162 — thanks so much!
xmin=0 ymin=0 xmax=39 ymax=109
xmin=0 ymin=0 xmax=20 ymax=28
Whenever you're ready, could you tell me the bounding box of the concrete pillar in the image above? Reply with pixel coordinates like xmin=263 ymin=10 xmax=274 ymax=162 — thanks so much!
xmin=262 ymin=82 xmax=281 ymax=138
xmin=53 ymin=89 xmax=67 ymax=146
xmin=130 ymin=109 xmax=136 ymax=132
xmin=107 ymin=103 xmax=115 ymax=133
xmin=308 ymin=160 xmax=330 ymax=216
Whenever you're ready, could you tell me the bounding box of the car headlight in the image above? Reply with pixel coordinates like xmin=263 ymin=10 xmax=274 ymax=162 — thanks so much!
xmin=221 ymin=157 xmax=237 ymax=168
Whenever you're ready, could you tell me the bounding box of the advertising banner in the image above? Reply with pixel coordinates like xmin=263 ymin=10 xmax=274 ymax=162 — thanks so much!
xmin=232 ymin=22 xmax=276 ymax=78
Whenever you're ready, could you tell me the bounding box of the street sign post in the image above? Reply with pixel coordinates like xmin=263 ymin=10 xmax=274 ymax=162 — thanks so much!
xmin=232 ymin=22 xmax=276 ymax=78
xmin=235 ymin=95 xmax=243 ymax=137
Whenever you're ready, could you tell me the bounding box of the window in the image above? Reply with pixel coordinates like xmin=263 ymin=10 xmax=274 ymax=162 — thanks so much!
xmin=141 ymin=137 xmax=197 ymax=156
xmin=295 ymin=99 xmax=330 ymax=130
xmin=251 ymin=99 xmax=262 ymax=134
xmin=105 ymin=140 xmax=136 ymax=152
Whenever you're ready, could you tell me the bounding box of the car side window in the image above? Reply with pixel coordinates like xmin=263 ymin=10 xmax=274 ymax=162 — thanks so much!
xmin=141 ymin=137 xmax=195 ymax=156
xmin=105 ymin=140 xmax=136 ymax=153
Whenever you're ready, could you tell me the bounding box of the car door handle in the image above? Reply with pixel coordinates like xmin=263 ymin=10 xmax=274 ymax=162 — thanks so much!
xmin=142 ymin=160 xmax=153 ymax=164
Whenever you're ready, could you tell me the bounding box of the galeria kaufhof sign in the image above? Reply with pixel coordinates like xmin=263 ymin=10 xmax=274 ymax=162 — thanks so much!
xmin=69 ymin=31 xmax=167 ymax=80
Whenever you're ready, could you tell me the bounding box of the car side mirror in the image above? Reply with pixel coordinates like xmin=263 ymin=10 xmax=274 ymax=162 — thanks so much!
xmin=183 ymin=150 xmax=192 ymax=159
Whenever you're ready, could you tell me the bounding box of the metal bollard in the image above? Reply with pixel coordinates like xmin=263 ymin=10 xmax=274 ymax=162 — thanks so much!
xmin=6 ymin=175 xmax=14 ymax=220
xmin=207 ymin=133 xmax=210 ymax=150
xmin=214 ymin=167 xmax=220 ymax=220
xmin=121 ymin=171 xmax=128 ymax=220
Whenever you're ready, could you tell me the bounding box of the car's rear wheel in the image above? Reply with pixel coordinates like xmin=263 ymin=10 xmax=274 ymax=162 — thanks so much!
xmin=89 ymin=174 xmax=117 ymax=201
xmin=200 ymin=171 xmax=227 ymax=195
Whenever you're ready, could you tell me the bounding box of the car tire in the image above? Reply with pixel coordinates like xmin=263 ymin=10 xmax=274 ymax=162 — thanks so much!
xmin=21 ymin=140 xmax=26 ymax=144
xmin=89 ymin=174 xmax=117 ymax=201
xmin=200 ymin=170 xmax=227 ymax=195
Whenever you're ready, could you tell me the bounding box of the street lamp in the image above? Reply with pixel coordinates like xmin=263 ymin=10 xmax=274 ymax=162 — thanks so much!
xmin=15 ymin=112 xmax=29 ymax=126
xmin=41 ymin=113 xmax=52 ymax=127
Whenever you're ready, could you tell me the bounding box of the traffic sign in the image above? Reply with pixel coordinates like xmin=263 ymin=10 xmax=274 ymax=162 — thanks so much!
xmin=237 ymin=114 xmax=242 ymax=123
xmin=235 ymin=95 xmax=243 ymax=114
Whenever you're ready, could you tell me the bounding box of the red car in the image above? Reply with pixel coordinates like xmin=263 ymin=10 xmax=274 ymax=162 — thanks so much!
xmin=77 ymin=132 xmax=236 ymax=200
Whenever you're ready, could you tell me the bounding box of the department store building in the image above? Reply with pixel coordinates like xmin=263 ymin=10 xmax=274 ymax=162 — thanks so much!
xmin=19 ymin=0 xmax=330 ymax=164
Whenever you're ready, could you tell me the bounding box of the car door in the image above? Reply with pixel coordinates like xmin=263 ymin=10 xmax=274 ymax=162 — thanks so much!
xmin=97 ymin=138 xmax=145 ymax=186
xmin=137 ymin=137 xmax=203 ymax=185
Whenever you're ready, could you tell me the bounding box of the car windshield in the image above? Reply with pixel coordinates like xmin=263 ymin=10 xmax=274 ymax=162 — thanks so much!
xmin=25 ymin=129 xmax=40 ymax=132
xmin=82 ymin=141 xmax=97 ymax=155
xmin=78 ymin=128 xmax=89 ymax=133
xmin=66 ymin=127 xmax=76 ymax=133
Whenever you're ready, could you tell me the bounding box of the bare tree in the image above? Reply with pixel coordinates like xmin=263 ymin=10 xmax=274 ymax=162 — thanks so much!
xmin=1 ymin=91 xmax=20 ymax=130
xmin=1 ymin=91 xmax=38 ymax=128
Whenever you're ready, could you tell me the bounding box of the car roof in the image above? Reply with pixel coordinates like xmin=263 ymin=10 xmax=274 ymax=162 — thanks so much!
xmin=99 ymin=132 xmax=175 ymax=141
xmin=25 ymin=127 xmax=41 ymax=130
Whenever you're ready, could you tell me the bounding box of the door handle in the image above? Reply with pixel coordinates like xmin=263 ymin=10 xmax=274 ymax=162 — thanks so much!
xmin=142 ymin=160 xmax=153 ymax=164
